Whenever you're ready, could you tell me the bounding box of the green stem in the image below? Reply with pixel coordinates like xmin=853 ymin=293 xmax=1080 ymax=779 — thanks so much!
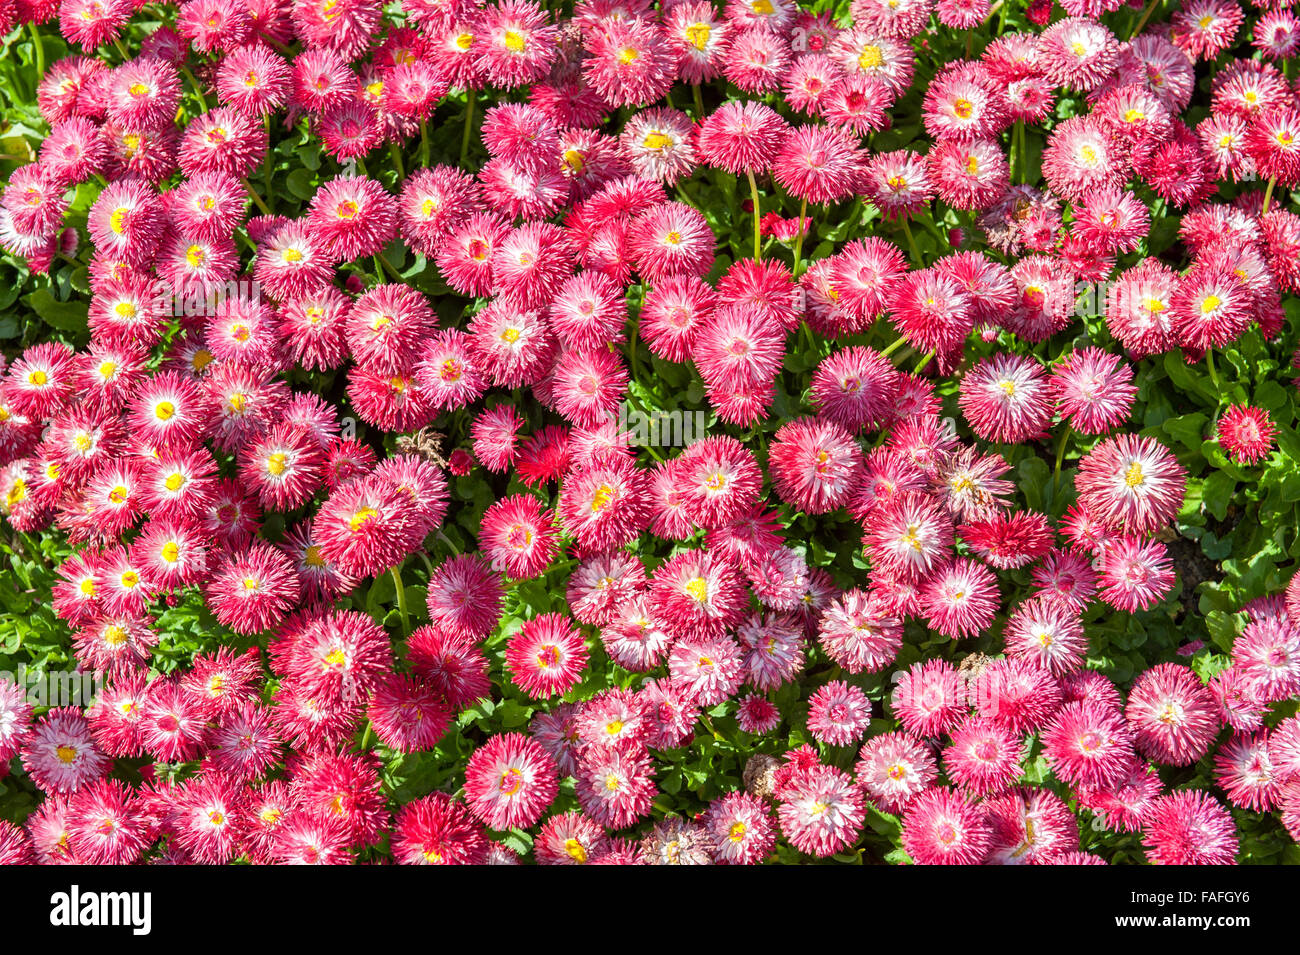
xmin=627 ymin=324 xmax=642 ymax=383
xmin=1052 ymin=425 xmax=1072 ymax=493
xmin=792 ymin=196 xmax=809 ymax=277
xmin=964 ymin=28 xmax=974 ymax=59
xmin=28 ymin=23 xmax=44 ymax=78
xmin=389 ymin=141 xmax=405 ymax=181
xmin=263 ymin=115 xmax=275 ymax=213
xmin=1261 ymin=176 xmax=1277 ymax=215
xmin=417 ymin=550 xmax=436 ymax=576
xmin=241 ymin=179 xmax=271 ymax=216
xmin=372 ymin=252 xmax=403 ymax=283
xmin=1010 ymin=119 xmax=1022 ymax=184
xmin=1205 ymin=346 xmax=1220 ymax=393
xmin=390 ymin=566 xmax=410 ymax=638
xmin=913 ymin=349 xmax=936 ymax=374
xmin=459 ymin=89 xmax=476 ymax=167
xmin=1129 ymin=0 xmax=1160 ymax=39
xmin=112 ymin=37 xmax=130 ymax=61
xmin=692 ymin=83 xmax=705 ymax=119
xmin=1016 ymin=121 xmax=1026 ymax=184
xmin=746 ymin=169 xmax=762 ymax=261
xmin=359 ymin=721 xmax=374 ymax=752
xmin=624 ymin=397 xmax=665 ymax=463
xmin=264 ymin=36 xmax=294 ymax=57
xmin=436 ymin=529 xmax=461 ymax=555
xmin=180 ymin=66 xmax=208 ymax=112
xmin=879 ymin=334 xmax=910 ymax=359
xmin=900 ymin=218 xmax=922 ymax=266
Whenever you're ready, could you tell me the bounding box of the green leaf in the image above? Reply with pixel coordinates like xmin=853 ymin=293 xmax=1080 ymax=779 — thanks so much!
xmin=22 ymin=288 xmax=88 ymax=333
xmin=286 ymin=168 xmax=317 ymax=201
xmin=1202 ymin=471 xmax=1236 ymax=522
xmin=1161 ymin=412 xmax=1208 ymax=451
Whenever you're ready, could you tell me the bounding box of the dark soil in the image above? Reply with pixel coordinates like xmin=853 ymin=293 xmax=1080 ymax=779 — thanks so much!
xmin=1167 ymin=534 xmax=1222 ymax=622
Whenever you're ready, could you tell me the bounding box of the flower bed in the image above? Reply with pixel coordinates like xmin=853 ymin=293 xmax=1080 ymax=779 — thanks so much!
xmin=0 ymin=0 xmax=1298 ymax=865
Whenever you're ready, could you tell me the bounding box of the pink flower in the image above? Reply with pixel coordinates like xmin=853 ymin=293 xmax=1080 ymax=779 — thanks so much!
xmin=1142 ymin=790 xmax=1239 ymax=865
xmin=505 ymin=613 xmax=589 ymax=699
xmin=901 ymin=786 xmax=991 ymax=865
xmin=1042 ymin=701 xmax=1137 ymax=790
xmin=1217 ymin=405 xmax=1278 ymax=464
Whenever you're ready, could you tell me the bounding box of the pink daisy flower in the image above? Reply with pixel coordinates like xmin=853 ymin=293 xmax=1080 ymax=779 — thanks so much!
xmin=855 ymin=731 xmax=937 ymax=815
xmin=1042 ymin=701 xmax=1137 ymax=790
xmin=891 ymin=659 xmax=966 ymax=738
xmin=918 ymin=557 xmax=999 ymax=639
xmin=1125 ymin=663 xmax=1222 ymax=767
xmin=958 ymin=353 xmax=1053 ymax=444
xmin=806 ymin=680 xmax=873 ymax=747
xmin=22 ymin=708 xmax=110 ymax=794
xmin=1098 ymin=536 xmax=1175 ymax=612
xmin=1217 ymin=405 xmax=1278 ymax=464
xmin=776 ymin=763 xmax=864 ymax=858
xmin=901 ymin=786 xmax=991 ymax=866
xmin=1075 ymin=434 xmax=1186 ymax=536
xmin=1142 ymin=790 xmax=1238 ymax=865
xmin=505 ymin=614 xmax=589 ymax=699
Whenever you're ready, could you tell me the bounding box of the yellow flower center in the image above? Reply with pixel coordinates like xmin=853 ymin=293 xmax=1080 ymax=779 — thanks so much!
xmin=161 ymin=541 xmax=180 ymax=562
xmin=684 ymin=576 xmax=710 ymax=603
xmin=1124 ymin=461 xmax=1145 ymax=487
xmin=155 ymin=401 xmax=176 ymax=421
xmin=562 ymin=148 xmax=585 ymax=173
xmin=685 ymin=22 xmax=710 ymax=50
xmin=503 ymin=30 xmax=526 ymax=53
xmin=499 ymin=768 xmax=523 ymax=795
xmin=590 ymin=484 xmax=615 ymax=512
xmin=266 ymin=452 xmax=288 ymax=476
xmin=56 ymin=745 xmax=78 ymax=764
xmin=642 ymin=131 xmax=673 ymax=150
